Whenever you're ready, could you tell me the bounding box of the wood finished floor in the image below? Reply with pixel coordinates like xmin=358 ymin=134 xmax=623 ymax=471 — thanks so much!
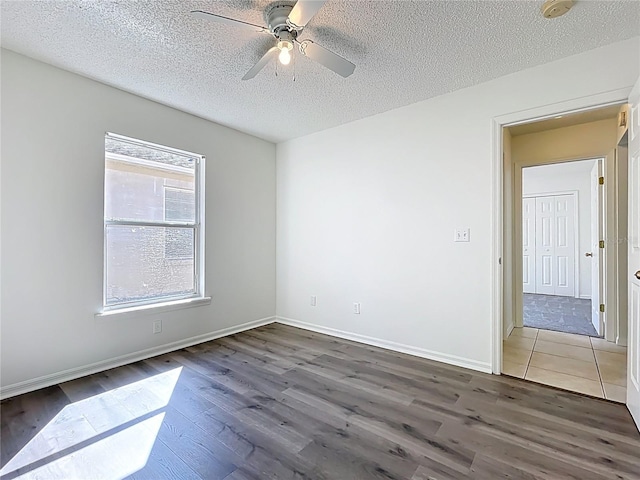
xmin=1 ymin=323 xmax=640 ymax=480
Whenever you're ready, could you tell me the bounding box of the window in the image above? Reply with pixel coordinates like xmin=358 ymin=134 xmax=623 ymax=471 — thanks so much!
xmin=164 ymin=187 xmax=195 ymax=260
xmin=103 ymin=133 xmax=204 ymax=310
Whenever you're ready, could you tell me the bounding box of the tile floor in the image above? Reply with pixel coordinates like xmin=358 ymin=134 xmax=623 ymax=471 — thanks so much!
xmin=503 ymin=327 xmax=627 ymax=402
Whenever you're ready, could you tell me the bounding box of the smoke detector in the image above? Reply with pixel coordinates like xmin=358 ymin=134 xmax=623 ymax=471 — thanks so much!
xmin=541 ymin=0 xmax=574 ymax=19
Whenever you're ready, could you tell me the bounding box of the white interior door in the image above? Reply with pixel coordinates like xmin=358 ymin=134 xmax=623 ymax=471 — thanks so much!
xmin=535 ymin=196 xmax=556 ymax=295
xmin=590 ymin=160 xmax=604 ymax=335
xmin=523 ymin=197 xmax=536 ymax=294
xmin=627 ymin=76 xmax=640 ymax=428
xmin=534 ymin=195 xmax=576 ymax=296
xmin=553 ymin=195 xmax=576 ymax=297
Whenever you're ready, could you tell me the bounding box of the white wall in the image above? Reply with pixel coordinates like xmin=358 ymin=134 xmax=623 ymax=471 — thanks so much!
xmin=1 ymin=50 xmax=276 ymax=394
xmin=276 ymin=37 xmax=639 ymax=372
xmin=522 ymin=160 xmax=596 ymax=299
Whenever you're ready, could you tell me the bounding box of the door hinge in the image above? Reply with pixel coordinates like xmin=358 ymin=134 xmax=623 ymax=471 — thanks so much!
xmin=599 ymin=240 xmax=605 ymax=248
xmin=599 ymin=304 xmax=605 ymax=313
xmin=599 ymin=176 xmax=604 ymax=185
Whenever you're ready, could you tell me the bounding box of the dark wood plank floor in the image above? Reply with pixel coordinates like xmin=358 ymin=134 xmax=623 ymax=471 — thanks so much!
xmin=1 ymin=323 xmax=639 ymax=479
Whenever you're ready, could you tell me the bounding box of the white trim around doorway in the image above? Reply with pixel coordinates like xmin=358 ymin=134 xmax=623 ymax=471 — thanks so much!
xmin=490 ymin=88 xmax=631 ymax=374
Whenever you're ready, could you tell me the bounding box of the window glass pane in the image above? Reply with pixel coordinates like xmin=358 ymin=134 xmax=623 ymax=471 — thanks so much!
xmin=105 ymin=137 xmax=196 ymax=223
xmin=105 ymin=225 xmax=195 ymax=305
xmin=165 ymin=227 xmax=194 ymax=259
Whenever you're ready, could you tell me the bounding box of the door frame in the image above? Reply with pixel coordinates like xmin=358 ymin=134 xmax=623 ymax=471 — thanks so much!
xmin=490 ymin=88 xmax=630 ymax=374
xmin=515 ymin=161 xmax=603 ymax=331
xmin=522 ymin=190 xmax=581 ymax=299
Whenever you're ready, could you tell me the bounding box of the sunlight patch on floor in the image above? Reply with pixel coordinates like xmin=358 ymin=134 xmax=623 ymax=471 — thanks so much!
xmin=0 ymin=367 xmax=182 ymax=479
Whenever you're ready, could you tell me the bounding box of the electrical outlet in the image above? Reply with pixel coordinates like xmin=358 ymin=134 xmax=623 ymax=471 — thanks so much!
xmin=310 ymin=295 xmax=317 ymax=306
xmin=454 ymin=228 xmax=470 ymax=242
xmin=153 ymin=319 xmax=162 ymax=334
xmin=353 ymin=303 xmax=361 ymax=314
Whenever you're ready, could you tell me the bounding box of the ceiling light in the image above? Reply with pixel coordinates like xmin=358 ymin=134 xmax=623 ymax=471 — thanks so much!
xmin=277 ymin=39 xmax=293 ymax=65
xmin=278 ymin=48 xmax=291 ymax=65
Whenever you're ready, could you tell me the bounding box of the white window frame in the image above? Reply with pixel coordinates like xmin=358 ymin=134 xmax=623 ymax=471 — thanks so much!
xmin=102 ymin=132 xmax=206 ymax=312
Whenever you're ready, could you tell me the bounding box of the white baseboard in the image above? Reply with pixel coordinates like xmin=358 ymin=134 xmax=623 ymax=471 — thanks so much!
xmin=275 ymin=316 xmax=492 ymax=374
xmin=579 ymin=294 xmax=591 ymax=300
xmin=505 ymin=321 xmax=515 ymax=338
xmin=0 ymin=316 xmax=276 ymax=400
xmin=2 ymin=315 xmax=494 ymax=399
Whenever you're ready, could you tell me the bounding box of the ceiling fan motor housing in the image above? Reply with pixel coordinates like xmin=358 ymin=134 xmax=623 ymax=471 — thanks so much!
xmin=265 ymin=1 xmax=297 ymax=33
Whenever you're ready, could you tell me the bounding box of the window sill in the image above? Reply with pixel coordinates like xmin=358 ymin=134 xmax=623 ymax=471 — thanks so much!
xmin=95 ymin=296 xmax=212 ymax=320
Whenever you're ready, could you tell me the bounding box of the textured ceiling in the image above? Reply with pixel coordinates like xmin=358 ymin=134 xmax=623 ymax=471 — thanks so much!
xmin=2 ymin=1 xmax=639 ymax=143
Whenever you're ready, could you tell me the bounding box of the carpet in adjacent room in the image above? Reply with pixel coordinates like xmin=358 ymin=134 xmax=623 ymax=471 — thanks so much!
xmin=523 ymin=293 xmax=598 ymax=336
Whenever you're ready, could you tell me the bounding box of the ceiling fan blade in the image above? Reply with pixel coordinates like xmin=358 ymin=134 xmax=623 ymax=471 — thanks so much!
xmin=242 ymin=47 xmax=279 ymax=80
xmin=287 ymin=0 xmax=326 ymax=28
xmin=296 ymin=40 xmax=355 ymax=78
xmin=191 ymin=10 xmax=268 ymax=33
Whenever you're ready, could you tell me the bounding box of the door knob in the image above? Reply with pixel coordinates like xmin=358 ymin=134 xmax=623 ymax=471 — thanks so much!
xmin=635 ymin=270 xmax=640 ymax=280
xmin=585 ymin=252 xmax=593 ymax=257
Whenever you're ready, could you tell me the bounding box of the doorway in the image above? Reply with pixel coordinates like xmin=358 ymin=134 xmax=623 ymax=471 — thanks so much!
xmin=500 ymin=104 xmax=629 ymax=402
xmin=522 ymin=160 xmax=600 ymax=337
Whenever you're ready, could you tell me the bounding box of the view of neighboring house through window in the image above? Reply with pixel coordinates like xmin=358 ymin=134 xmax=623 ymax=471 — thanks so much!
xmin=164 ymin=187 xmax=196 ymax=260
xmin=104 ymin=133 xmax=204 ymax=309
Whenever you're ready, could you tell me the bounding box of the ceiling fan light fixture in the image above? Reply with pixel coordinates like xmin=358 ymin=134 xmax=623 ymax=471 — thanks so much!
xmin=192 ymin=1 xmax=356 ymax=79
xmin=278 ymin=48 xmax=291 ymax=65
xmin=277 ymin=39 xmax=293 ymax=65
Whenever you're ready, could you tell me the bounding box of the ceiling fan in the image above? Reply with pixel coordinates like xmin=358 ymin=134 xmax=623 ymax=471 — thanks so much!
xmin=192 ymin=0 xmax=356 ymax=80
